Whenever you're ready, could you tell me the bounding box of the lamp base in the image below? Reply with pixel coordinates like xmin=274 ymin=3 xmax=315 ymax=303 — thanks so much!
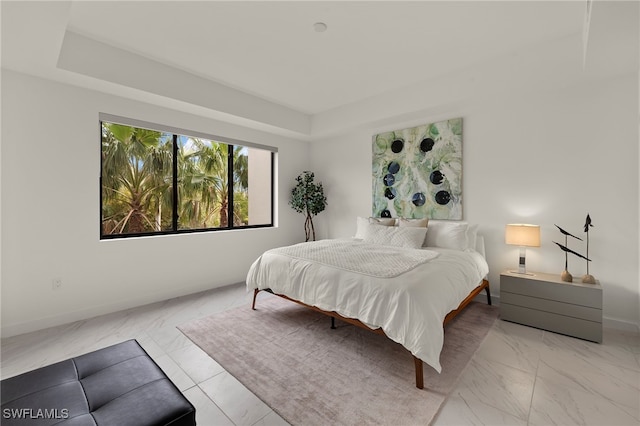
xmin=508 ymin=270 xmax=536 ymax=276
xmin=512 ymin=247 xmax=534 ymax=276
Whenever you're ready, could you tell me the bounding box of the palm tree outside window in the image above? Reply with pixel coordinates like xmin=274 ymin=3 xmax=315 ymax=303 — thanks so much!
xmin=100 ymin=115 xmax=274 ymax=239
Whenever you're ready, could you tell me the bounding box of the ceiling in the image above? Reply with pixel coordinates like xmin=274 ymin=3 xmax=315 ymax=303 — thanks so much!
xmin=2 ymin=1 xmax=638 ymax=139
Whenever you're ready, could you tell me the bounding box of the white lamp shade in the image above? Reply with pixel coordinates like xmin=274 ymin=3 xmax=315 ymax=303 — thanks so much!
xmin=505 ymin=224 xmax=541 ymax=247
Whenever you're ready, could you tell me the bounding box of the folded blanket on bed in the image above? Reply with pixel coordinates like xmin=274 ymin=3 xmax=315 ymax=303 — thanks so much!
xmin=269 ymin=239 xmax=439 ymax=278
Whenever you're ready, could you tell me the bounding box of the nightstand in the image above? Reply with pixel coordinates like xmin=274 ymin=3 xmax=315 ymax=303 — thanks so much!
xmin=500 ymin=270 xmax=602 ymax=343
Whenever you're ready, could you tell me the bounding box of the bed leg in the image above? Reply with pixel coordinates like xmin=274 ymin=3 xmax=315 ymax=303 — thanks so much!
xmin=485 ymin=281 xmax=492 ymax=306
xmin=330 ymin=317 xmax=336 ymax=329
xmin=252 ymin=289 xmax=259 ymax=310
xmin=414 ymin=356 xmax=424 ymax=389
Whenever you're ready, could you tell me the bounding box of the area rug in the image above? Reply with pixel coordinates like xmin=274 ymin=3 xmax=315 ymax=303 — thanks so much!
xmin=178 ymin=294 xmax=498 ymax=425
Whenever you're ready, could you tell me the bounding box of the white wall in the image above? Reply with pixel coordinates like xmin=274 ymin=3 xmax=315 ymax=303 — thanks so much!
xmin=311 ymin=73 xmax=640 ymax=330
xmin=2 ymin=59 xmax=638 ymax=336
xmin=1 ymin=70 xmax=309 ymax=336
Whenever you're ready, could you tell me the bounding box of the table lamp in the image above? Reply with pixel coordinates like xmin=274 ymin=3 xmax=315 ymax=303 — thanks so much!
xmin=505 ymin=224 xmax=541 ymax=275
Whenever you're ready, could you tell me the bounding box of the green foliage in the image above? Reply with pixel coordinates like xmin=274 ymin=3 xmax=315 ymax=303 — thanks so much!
xmin=101 ymin=123 xmax=249 ymax=235
xmin=101 ymin=123 xmax=172 ymax=234
xmin=289 ymin=171 xmax=327 ymax=216
xmin=289 ymin=171 xmax=327 ymax=241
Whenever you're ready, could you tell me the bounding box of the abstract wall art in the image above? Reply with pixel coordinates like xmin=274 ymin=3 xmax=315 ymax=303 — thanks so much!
xmin=372 ymin=117 xmax=462 ymax=220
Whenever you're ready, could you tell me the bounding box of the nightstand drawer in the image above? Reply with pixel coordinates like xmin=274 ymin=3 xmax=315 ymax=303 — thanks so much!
xmin=501 ymin=292 xmax=602 ymax=322
xmin=501 ymin=274 xmax=602 ymax=308
xmin=501 ymin=303 xmax=602 ymax=343
xmin=500 ymin=270 xmax=603 ymax=343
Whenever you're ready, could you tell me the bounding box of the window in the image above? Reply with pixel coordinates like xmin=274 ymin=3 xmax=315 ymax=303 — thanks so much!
xmin=100 ymin=114 xmax=274 ymax=239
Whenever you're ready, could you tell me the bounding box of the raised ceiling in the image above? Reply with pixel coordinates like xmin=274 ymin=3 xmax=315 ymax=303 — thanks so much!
xmin=2 ymin=1 xmax=638 ymax=139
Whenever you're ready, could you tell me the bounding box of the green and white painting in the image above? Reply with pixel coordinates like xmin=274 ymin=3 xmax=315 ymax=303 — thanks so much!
xmin=372 ymin=117 xmax=462 ymax=220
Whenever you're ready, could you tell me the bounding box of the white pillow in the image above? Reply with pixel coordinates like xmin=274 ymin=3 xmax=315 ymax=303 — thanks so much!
xmin=397 ymin=218 xmax=429 ymax=228
xmin=466 ymin=224 xmax=479 ymax=251
xmin=354 ymin=216 xmax=396 ymax=239
xmin=371 ymin=217 xmax=396 ymax=226
xmin=424 ymin=220 xmax=469 ymax=250
xmin=355 ymin=217 xmax=368 ymax=239
xmin=363 ymin=224 xmax=428 ymax=249
xmin=398 ymin=218 xmax=429 ymax=246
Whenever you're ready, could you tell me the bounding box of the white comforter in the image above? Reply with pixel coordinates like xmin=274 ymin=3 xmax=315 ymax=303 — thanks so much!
xmin=245 ymin=238 xmax=489 ymax=373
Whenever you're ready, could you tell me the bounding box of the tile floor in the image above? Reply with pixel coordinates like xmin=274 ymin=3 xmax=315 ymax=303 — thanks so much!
xmin=1 ymin=283 xmax=638 ymax=426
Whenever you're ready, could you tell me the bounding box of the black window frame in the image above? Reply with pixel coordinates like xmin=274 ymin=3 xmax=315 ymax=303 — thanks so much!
xmin=99 ymin=114 xmax=275 ymax=240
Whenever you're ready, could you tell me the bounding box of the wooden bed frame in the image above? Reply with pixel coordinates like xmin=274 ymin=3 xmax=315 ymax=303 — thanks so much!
xmin=252 ymin=278 xmax=491 ymax=389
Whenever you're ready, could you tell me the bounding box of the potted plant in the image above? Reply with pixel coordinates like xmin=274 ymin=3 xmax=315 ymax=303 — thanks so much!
xmin=289 ymin=171 xmax=327 ymax=241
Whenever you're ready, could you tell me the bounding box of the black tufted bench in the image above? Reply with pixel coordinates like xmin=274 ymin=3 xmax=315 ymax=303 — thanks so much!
xmin=1 ymin=339 xmax=196 ymax=425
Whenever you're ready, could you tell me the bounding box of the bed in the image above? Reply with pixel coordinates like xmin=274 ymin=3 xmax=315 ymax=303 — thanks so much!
xmin=246 ymin=218 xmax=491 ymax=389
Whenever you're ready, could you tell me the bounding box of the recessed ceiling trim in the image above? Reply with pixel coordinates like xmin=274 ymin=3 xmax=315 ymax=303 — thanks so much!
xmin=56 ymin=30 xmax=312 ymax=136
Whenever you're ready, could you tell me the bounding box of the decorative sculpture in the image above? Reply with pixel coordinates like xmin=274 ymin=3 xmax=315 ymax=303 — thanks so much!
xmin=582 ymin=214 xmax=596 ymax=284
xmin=553 ymin=224 xmax=590 ymax=282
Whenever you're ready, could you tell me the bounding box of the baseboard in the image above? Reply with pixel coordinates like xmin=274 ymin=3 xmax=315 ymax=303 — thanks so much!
xmin=603 ymin=317 xmax=640 ymax=333
xmin=473 ymin=293 xmax=499 ymax=306
xmin=4 ymin=285 xmax=637 ymax=338
xmin=1 ymin=282 xmax=243 ymax=338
